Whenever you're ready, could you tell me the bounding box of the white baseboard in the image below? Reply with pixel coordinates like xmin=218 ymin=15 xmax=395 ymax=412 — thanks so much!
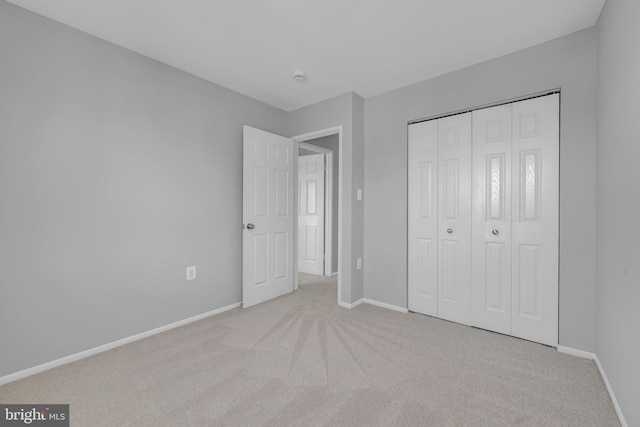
xmin=338 ymin=298 xmax=364 ymax=309
xmin=363 ymin=298 xmax=409 ymax=313
xmin=557 ymin=345 xmax=596 ymax=360
xmin=594 ymin=355 xmax=628 ymax=427
xmin=340 ymin=297 xmax=410 ymax=313
xmin=557 ymin=346 xmax=627 ymax=427
xmin=0 ymin=302 xmax=241 ymax=386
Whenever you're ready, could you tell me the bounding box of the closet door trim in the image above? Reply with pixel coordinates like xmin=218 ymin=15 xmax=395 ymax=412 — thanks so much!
xmin=408 ymin=89 xmax=559 ymax=126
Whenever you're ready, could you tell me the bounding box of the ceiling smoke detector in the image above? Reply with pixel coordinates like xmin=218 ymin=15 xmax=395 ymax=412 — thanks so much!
xmin=292 ymin=70 xmax=306 ymax=81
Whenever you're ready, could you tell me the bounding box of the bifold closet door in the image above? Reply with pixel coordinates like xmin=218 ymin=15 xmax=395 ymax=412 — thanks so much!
xmin=408 ymin=93 xmax=558 ymax=346
xmin=471 ymin=104 xmax=513 ymax=335
xmin=407 ymin=113 xmax=472 ymax=320
xmin=470 ymin=94 xmax=559 ymax=344
xmin=437 ymin=113 xmax=472 ymax=326
xmin=510 ymin=94 xmax=559 ymax=346
xmin=408 ymin=120 xmax=438 ymax=316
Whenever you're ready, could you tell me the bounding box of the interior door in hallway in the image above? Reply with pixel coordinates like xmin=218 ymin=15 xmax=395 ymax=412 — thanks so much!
xmin=242 ymin=126 xmax=294 ymax=308
xmin=298 ymin=153 xmax=325 ymax=275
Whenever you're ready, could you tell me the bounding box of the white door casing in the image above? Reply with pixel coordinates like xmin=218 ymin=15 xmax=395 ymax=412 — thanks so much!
xmin=242 ymin=126 xmax=294 ymax=308
xmin=408 ymin=119 xmax=439 ymax=316
xmin=471 ymin=104 xmax=513 ymax=335
xmin=298 ymin=153 xmax=325 ymax=275
xmin=510 ymin=94 xmax=559 ymax=346
xmin=437 ymin=112 xmax=473 ymax=326
xmin=292 ymin=126 xmax=342 ymax=305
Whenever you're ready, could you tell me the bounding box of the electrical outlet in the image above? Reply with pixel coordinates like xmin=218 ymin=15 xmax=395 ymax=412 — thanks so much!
xmin=186 ymin=266 xmax=196 ymax=280
xmin=356 ymin=257 xmax=362 ymax=270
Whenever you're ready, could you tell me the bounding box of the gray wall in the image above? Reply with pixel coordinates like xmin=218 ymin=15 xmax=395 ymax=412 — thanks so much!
xmin=303 ymin=135 xmax=340 ymax=274
xmin=287 ymin=93 xmax=365 ymax=304
xmin=596 ymin=0 xmax=640 ymax=424
xmin=364 ymin=28 xmax=598 ymax=352
xmin=0 ymin=2 xmax=287 ymax=377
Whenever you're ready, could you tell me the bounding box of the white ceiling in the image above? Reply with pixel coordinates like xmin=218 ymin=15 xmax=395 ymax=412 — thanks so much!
xmin=7 ymin=0 xmax=605 ymax=111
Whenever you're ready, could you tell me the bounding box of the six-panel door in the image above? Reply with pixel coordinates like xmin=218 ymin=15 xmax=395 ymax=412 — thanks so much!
xmin=242 ymin=126 xmax=294 ymax=308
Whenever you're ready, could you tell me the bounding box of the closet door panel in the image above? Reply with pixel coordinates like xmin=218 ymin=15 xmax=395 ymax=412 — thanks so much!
xmin=408 ymin=120 xmax=438 ymax=316
xmin=437 ymin=113 xmax=472 ymax=325
xmin=471 ymin=105 xmax=512 ymax=335
xmin=511 ymin=94 xmax=559 ymax=346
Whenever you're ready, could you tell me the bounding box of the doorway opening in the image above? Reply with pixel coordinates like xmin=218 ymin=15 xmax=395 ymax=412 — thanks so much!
xmin=298 ymin=142 xmax=334 ymax=276
xmin=293 ymin=127 xmax=342 ymax=306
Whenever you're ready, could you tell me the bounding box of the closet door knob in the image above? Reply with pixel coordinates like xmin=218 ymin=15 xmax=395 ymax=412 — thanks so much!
xmin=446 ymin=228 xmax=453 ymax=234
xmin=246 ymin=223 xmax=255 ymax=230
xmin=492 ymin=229 xmax=499 ymax=235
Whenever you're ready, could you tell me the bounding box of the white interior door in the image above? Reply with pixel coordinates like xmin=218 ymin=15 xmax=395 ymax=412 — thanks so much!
xmin=298 ymin=154 xmax=325 ymax=275
xmin=471 ymin=104 xmax=513 ymax=335
xmin=408 ymin=119 xmax=439 ymax=316
xmin=437 ymin=113 xmax=472 ymax=326
xmin=242 ymin=126 xmax=294 ymax=308
xmin=510 ymin=94 xmax=559 ymax=346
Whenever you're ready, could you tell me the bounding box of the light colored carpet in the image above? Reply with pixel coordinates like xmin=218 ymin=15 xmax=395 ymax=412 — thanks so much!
xmin=0 ymin=274 xmax=619 ymax=426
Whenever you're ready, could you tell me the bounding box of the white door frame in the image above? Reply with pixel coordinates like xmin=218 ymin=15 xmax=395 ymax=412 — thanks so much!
xmin=292 ymin=126 xmax=342 ymax=306
xmin=298 ymin=142 xmax=334 ymax=277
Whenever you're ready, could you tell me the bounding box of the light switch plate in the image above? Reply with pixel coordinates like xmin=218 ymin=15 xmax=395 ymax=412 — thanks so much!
xmin=357 ymin=189 xmax=363 ymax=201
xmin=186 ymin=266 xmax=196 ymax=280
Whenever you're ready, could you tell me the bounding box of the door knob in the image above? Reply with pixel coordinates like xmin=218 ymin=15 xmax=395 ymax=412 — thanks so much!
xmin=246 ymin=223 xmax=255 ymax=230
xmin=492 ymin=229 xmax=499 ymax=235
xmin=446 ymin=228 xmax=453 ymax=234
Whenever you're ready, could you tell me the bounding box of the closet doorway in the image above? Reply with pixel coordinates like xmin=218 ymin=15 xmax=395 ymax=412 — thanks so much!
xmin=407 ymin=92 xmax=559 ymax=346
